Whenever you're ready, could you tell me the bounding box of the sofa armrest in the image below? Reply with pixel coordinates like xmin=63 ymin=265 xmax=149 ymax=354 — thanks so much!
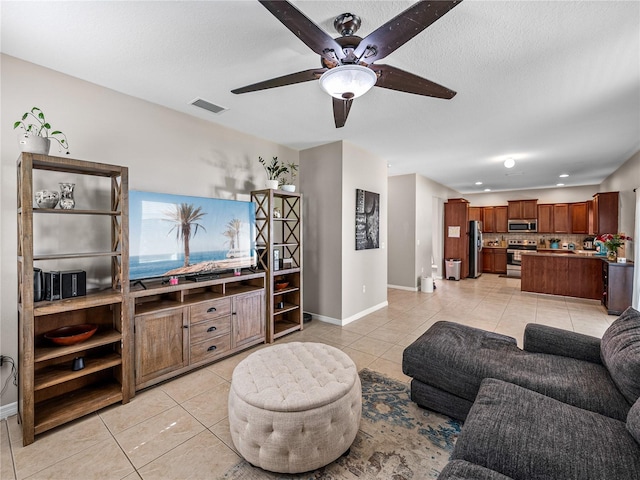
xmin=524 ymin=324 xmax=602 ymax=364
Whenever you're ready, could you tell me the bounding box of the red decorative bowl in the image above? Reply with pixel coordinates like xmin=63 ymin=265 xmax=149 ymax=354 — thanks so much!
xmin=44 ymin=324 xmax=98 ymax=346
xmin=275 ymin=282 xmax=289 ymax=291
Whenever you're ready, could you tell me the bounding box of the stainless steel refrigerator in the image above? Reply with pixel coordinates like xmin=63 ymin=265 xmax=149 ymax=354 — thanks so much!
xmin=469 ymin=220 xmax=483 ymax=278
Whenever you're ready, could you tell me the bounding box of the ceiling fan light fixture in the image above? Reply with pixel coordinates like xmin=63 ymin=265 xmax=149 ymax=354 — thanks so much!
xmin=319 ymin=65 xmax=377 ymax=100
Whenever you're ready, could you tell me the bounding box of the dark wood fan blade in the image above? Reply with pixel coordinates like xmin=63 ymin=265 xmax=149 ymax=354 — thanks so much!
xmin=333 ymin=97 xmax=353 ymax=128
xmin=373 ymin=64 xmax=456 ymax=99
xmin=232 ymin=68 xmax=327 ymax=94
xmin=259 ymin=1 xmax=345 ymax=63
xmin=354 ymin=0 xmax=462 ymax=64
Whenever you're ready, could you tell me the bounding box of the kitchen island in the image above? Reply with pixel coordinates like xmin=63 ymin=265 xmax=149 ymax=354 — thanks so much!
xmin=521 ymin=252 xmax=635 ymax=313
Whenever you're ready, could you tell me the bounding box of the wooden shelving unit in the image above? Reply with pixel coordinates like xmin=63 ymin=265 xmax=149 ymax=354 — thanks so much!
xmin=251 ymin=189 xmax=303 ymax=343
xmin=17 ymin=153 xmax=129 ymax=445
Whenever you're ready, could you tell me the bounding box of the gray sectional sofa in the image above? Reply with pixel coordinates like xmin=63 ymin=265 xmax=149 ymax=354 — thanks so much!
xmin=402 ymin=306 xmax=640 ymax=479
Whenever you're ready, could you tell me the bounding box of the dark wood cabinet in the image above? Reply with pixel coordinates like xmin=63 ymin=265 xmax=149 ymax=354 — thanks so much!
xmin=508 ymin=200 xmax=537 ymax=219
xmin=482 ymin=248 xmax=507 ymax=274
xmin=444 ymin=199 xmax=470 ymax=279
xmin=495 ymin=206 xmax=508 ymax=233
xmin=537 ymin=204 xmax=554 ymax=233
xmin=482 ymin=207 xmax=495 ymax=233
xmin=469 ymin=207 xmax=482 ymax=222
xmin=593 ymin=192 xmax=619 ymax=235
xmin=521 ymin=254 xmax=603 ymax=300
xmin=602 ymin=260 xmax=634 ymax=315
xmin=570 ymin=202 xmax=590 ymax=234
xmin=553 ymin=204 xmax=570 ymax=233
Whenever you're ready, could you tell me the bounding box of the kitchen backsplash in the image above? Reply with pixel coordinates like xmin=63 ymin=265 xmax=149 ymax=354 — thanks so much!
xmin=484 ymin=233 xmax=594 ymax=248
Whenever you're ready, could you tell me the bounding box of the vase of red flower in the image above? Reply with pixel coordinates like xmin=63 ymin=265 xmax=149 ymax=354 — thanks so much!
xmin=596 ymin=233 xmax=632 ymax=261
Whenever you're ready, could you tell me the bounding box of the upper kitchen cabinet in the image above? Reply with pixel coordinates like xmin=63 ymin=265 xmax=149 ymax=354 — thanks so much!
xmin=570 ymin=202 xmax=590 ymax=234
xmin=537 ymin=204 xmax=554 ymax=233
xmin=508 ymin=200 xmax=537 ymax=219
xmin=592 ymin=192 xmax=619 ymax=235
xmin=495 ymin=206 xmax=508 ymax=233
xmin=482 ymin=207 xmax=495 ymax=232
xmin=553 ymin=204 xmax=570 ymax=233
xmin=469 ymin=207 xmax=482 ymax=223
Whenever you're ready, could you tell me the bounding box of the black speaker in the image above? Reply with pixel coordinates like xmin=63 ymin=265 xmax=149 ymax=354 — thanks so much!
xmin=60 ymin=270 xmax=86 ymax=299
xmin=44 ymin=271 xmax=61 ymax=301
xmin=34 ymin=268 xmax=44 ymax=302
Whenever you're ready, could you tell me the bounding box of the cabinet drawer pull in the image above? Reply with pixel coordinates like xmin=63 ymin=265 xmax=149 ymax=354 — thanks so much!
xmin=183 ymin=325 xmax=189 ymax=329
xmin=207 ymin=326 xmax=217 ymax=332
xmin=207 ymin=307 xmax=217 ymax=313
xmin=207 ymin=345 xmax=217 ymax=352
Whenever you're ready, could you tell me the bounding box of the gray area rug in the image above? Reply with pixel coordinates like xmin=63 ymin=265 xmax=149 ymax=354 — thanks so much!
xmin=222 ymin=368 xmax=461 ymax=479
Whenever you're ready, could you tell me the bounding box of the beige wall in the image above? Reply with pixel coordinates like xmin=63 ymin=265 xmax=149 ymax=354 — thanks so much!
xmin=464 ymin=185 xmax=599 ymax=206
xmin=1 ymin=55 xmax=298 ymax=407
xmin=301 ymin=141 xmax=388 ymax=325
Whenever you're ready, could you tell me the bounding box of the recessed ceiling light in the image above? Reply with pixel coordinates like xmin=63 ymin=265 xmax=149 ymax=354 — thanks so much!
xmin=559 ymin=174 xmax=569 ymax=178
xmin=484 ymin=188 xmax=491 ymax=192
xmin=557 ymin=183 xmax=565 ymax=187
xmin=475 ymin=181 xmax=483 ymax=185
xmin=504 ymin=158 xmax=515 ymax=168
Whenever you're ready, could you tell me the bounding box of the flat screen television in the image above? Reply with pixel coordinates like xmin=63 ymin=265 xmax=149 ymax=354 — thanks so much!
xmin=129 ymin=190 xmax=256 ymax=282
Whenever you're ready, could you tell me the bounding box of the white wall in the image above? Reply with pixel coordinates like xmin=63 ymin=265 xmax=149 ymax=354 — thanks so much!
xmin=1 ymin=55 xmax=298 ymax=407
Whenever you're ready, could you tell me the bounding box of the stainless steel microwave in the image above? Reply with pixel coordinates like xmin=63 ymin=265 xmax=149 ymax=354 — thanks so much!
xmin=508 ymin=220 xmax=537 ymax=233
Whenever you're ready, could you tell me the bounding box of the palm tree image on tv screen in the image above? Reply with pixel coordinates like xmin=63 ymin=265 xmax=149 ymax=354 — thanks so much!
xmin=129 ymin=191 xmax=257 ymax=281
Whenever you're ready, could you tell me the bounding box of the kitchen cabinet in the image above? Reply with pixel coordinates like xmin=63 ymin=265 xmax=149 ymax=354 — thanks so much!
xmin=444 ymin=199 xmax=470 ymax=279
xmin=495 ymin=206 xmax=508 ymax=233
xmin=469 ymin=207 xmax=482 ymax=223
xmin=482 ymin=207 xmax=495 ymax=233
xmin=602 ymin=260 xmax=634 ymax=315
xmin=537 ymin=204 xmax=554 ymax=233
xmin=508 ymin=200 xmax=537 ymax=219
xmin=553 ymin=204 xmax=570 ymax=233
xmin=131 ymin=272 xmax=265 ymax=390
xmin=570 ymin=202 xmax=590 ymax=234
xmin=521 ymin=254 xmax=603 ymax=300
xmin=482 ymin=248 xmax=507 ymax=274
xmin=592 ymin=192 xmax=619 ymax=235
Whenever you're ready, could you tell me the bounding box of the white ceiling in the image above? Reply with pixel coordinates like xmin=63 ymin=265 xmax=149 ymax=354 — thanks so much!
xmin=2 ymin=1 xmax=639 ymax=193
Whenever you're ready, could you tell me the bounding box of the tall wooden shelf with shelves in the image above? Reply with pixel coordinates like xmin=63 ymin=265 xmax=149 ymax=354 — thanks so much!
xmin=251 ymin=189 xmax=303 ymax=343
xmin=17 ymin=153 xmax=129 ymax=445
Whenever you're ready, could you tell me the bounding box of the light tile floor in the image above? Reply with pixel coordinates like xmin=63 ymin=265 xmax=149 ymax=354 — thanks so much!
xmin=1 ymin=274 xmax=616 ymax=479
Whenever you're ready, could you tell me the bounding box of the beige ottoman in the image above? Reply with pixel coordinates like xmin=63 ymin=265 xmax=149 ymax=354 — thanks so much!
xmin=228 ymin=342 xmax=362 ymax=473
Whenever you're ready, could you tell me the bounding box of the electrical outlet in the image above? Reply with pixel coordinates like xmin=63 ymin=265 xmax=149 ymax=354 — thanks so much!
xmin=362 ymin=285 xmax=366 ymax=293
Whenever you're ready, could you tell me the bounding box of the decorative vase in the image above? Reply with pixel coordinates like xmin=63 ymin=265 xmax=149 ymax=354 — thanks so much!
xmin=18 ymin=134 xmax=50 ymax=155
xmin=550 ymin=242 xmax=559 ymax=249
xmin=266 ymin=179 xmax=279 ymax=190
xmin=59 ymin=183 xmax=76 ymax=209
xmin=281 ymin=184 xmax=296 ymax=192
xmin=607 ymin=250 xmax=617 ymax=261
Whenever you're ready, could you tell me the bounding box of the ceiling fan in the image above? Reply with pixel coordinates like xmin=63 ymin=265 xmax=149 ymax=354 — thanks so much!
xmin=232 ymin=0 xmax=462 ymax=128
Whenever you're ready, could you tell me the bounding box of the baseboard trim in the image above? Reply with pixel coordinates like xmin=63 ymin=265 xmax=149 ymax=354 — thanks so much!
xmin=306 ymin=301 xmax=389 ymax=327
xmin=387 ymin=284 xmax=418 ymax=292
xmin=0 ymin=402 xmax=17 ymax=420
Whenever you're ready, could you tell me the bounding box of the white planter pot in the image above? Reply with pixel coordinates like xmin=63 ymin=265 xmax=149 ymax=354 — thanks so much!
xmin=281 ymin=184 xmax=296 ymax=192
xmin=18 ymin=134 xmax=50 ymax=155
xmin=266 ymin=180 xmax=279 ymax=190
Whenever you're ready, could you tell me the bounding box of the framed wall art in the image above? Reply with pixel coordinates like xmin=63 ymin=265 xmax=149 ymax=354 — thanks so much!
xmin=355 ymin=188 xmax=380 ymax=250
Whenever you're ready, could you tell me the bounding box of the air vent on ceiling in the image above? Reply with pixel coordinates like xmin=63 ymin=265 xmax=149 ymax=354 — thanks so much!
xmin=190 ymin=98 xmax=228 ymax=115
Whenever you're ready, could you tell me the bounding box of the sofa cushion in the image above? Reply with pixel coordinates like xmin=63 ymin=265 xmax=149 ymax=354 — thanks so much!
xmin=403 ymin=321 xmax=630 ymax=421
xmin=452 ymin=378 xmax=640 ymax=480
xmin=438 ymin=459 xmax=513 ymax=480
xmin=601 ymin=306 xmax=640 ymax=404
xmin=628 ymin=397 xmax=640 ymax=445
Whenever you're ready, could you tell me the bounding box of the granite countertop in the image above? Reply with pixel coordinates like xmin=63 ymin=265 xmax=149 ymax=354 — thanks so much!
xmin=524 ymin=250 xmax=606 ymax=258
xmin=483 ymin=245 xmax=507 ymax=249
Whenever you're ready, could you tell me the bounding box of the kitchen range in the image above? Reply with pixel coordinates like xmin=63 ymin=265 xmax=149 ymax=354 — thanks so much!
xmin=507 ymin=239 xmax=538 ymax=278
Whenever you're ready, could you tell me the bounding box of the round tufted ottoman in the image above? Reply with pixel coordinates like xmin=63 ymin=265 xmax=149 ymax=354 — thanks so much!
xmin=228 ymin=342 xmax=362 ymax=473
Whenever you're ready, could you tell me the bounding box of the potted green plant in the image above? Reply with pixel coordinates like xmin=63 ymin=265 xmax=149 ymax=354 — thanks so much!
xmin=549 ymin=238 xmax=561 ymax=249
xmin=280 ymin=162 xmax=299 ymax=192
xmin=596 ymin=233 xmax=633 ymax=261
xmin=258 ymin=156 xmax=289 ymax=189
xmin=13 ymin=107 xmax=69 ymax=155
